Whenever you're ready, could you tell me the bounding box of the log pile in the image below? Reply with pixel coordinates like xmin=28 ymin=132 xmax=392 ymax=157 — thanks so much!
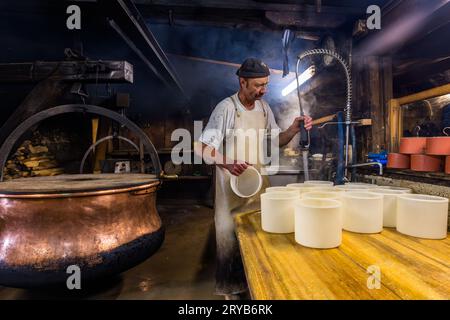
xmin=3 ymin=139 xmax=64 ymax=180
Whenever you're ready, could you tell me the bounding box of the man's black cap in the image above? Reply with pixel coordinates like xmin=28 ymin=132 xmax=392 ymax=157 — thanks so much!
xmin=236 ymin=58 xmax=270 ymax=78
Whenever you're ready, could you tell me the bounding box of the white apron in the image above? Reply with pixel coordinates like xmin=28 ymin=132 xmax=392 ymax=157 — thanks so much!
xmin=214 ymin=95 xmax=270 ymax=295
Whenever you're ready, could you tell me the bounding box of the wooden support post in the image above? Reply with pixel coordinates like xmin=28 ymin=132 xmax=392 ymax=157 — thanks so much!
xmin=93 ymin=118 xmax=110 ymax=174
xmin=388 ymin=99 xmax=401 ymax=152
xmin=382 ymin=57 xmax=393 ymax=151
xmin=367 ymin=56 xmax=385 ymax=153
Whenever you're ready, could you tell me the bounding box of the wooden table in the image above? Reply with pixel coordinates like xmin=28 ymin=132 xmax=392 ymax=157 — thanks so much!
xmin=234 ymin=210 xmax=450 ymax=300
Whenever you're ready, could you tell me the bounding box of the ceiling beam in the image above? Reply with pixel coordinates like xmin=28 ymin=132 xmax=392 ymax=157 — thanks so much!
xmin=133 ymin=0 xmax=365 ymax=29
xmin=133 ymin=0 xmax=363 ymax=15
xmin=0 ymin=60 xmax=133 ymax=83
xmin=394 ymin=56 xmax=450 ymax=87
xmin=264 ymin=10 xmax=348 ymax=29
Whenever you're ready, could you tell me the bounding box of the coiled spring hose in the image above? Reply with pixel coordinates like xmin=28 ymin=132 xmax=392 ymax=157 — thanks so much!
xmin=296 ymin=49 xmax=353 ymax=177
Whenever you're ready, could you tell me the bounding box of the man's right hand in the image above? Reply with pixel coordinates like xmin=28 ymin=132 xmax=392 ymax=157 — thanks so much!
xmin=223 ymin=160 xmax=250 ymax=176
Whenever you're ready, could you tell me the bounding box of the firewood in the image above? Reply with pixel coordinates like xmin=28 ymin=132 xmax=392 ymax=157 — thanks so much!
xmin=29 ymin=145 xmax=48 ymax=154
xmin=32 ymin=168 xmax=64 ymax=176
xmin=6 ymin=163 xmax=17 ymax=169
xmin=28 ymin=154 xmax=53 ymax=161
xmin=34 ymin=161 xmax=58 ymax=170
xmin=22 ymin=140 xmax=31 ymax=146
xmin=23 ymin=160 xmax=41 ymax=168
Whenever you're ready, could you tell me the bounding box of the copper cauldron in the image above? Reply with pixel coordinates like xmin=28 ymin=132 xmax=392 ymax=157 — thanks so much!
xmin=0 ymin=174 xmax=164 ymax=288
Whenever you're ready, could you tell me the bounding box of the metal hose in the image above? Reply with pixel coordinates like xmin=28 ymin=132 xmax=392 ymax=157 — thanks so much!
xmin=297 ymin=49 xmax=352 ymax=176
xmin=298 ymin=48 xmax=352 ymax=122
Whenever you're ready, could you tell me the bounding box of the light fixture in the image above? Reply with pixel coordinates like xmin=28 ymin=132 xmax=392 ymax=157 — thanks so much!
xmin=281 ymin=65 xmax=316 ymax=97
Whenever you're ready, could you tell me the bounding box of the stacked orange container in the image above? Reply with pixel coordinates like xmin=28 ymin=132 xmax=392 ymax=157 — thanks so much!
xmin=387 ymin=136 xmax=450 ymax=173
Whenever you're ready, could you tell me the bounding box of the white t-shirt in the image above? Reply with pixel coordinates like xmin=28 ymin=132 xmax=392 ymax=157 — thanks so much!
xmin=198 ymin=93 xmax=280 ymax=150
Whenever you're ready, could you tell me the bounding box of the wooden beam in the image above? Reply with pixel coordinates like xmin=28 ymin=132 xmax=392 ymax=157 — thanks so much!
xmin=134 ymin=0 xmax=363 ymax=15
xmin=394 ymin=56 xmax=450 ymax=89
xmin=312 ymin=114 xmax=335 ymax=126
xmin=397 ymin=83 xmax=450 ymax=105
xmin=167 ymin=53 xmax=291 ymax=76
xmin=358 ymin=119 xmax=372 ymax=126
xmin=264 ymin=10 xmax=347 ymax=29
xmin=0 ymin=61 xmax=133 ymax=83
xmin=134 ymin=0 xmax=362 ymax=29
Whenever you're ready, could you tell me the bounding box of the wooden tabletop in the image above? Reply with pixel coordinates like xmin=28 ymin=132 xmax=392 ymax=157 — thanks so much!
xmin=234 ymin=210 xmax=450 ymax=300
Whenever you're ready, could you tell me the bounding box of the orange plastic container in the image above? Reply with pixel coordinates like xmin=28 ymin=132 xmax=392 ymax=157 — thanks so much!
xmin=446 ymin=156 xmax=450 ymax=174
xmin=410 ymin=154 xmax=442 ymax=172
xmin=387 ymin=153 xmax=410 ymax=169
xmin=426 ymin=137 xmax=450 ymax=155
xmin=399 ymin=137 xmax=427 ymax=154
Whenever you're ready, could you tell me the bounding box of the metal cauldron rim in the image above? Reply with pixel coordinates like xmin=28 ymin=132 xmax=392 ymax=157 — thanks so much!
xmin=0 ymin=174 xmax=161 ymax=199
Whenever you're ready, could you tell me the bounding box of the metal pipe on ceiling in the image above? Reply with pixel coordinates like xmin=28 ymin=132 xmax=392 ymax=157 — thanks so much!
xmin=99 ymin=0 xmax=187 ymax=100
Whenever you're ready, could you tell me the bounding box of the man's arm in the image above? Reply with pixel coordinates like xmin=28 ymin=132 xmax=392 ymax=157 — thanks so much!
xmin=194 ymin=142 xmax=249 ymax=176
xmin=278 ymin=116 xmax=313 ymax=147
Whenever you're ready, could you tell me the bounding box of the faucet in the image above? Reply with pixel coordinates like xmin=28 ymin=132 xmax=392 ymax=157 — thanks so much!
xmin=347 ymin=162 xmax=383 ymax=175
xmin=297 ymin=49 xmax=353 ymax=176
xmin=297 ymin=49 xmax=384 ymax=180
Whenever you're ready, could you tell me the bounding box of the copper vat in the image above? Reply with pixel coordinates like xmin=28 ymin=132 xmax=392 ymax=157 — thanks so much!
xmin=0 ymin=174 xmax=164 ymax=288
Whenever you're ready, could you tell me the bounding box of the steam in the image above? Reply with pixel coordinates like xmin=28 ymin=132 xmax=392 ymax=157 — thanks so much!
xmin=148 ymin=23 xmax=314 ymax=119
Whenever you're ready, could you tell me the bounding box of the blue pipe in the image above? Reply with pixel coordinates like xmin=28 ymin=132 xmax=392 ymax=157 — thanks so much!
xmin=335 ymin=111 xmax=345 ymax=185
xmin=351 ymin=124 xmax=357 ymax=181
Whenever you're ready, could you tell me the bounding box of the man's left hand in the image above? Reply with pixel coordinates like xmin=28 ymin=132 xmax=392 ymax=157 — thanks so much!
xmin=289 ymin=115 xmax=313 ymax=133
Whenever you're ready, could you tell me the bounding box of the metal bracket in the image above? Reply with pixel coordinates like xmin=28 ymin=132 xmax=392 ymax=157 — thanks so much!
xmin=79 ymin=135 xmax=141 ymax=174
xmin=318 ymin=121 xmax=360 ymax=129
xmin=302 ymin=131 xmax=311 ymax=149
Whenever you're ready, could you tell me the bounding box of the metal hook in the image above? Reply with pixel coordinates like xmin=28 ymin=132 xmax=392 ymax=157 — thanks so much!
xmin=414 ymin=125 xmax=421 ymax=137
xmin=443 ymin=127 xmax=450 ymax=136
xmin=318 ymin=121 xmax=340 ymax=129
